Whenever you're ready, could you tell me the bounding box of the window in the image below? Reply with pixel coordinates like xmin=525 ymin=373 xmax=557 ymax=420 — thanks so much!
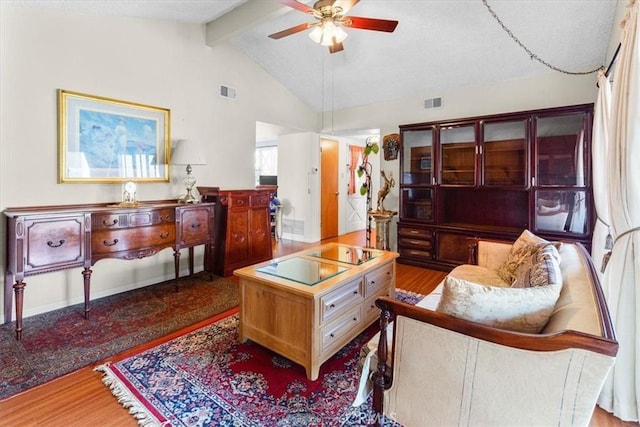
xmin=255 ymin=146 xmax=277 ymax=185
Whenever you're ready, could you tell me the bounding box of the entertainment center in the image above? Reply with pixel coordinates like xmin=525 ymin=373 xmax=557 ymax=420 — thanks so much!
xmin=397 ymin=103 xmax=594 ymax=271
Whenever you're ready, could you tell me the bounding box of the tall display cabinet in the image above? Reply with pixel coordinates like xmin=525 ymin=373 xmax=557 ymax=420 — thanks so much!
xmin=397 ymin=104 xmax=594 ymax=271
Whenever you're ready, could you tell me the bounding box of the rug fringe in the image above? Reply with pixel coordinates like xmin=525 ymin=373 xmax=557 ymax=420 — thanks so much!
xmin=94 ymin=364 xmax=164 ymax=427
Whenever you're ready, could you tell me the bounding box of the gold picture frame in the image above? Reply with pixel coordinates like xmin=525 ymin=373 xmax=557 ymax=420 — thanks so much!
xmin=58 ymin=89 xmax=171 ymax=183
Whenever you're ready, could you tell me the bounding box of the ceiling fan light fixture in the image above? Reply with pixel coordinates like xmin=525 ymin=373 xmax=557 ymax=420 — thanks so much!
xmin=310 ymin=20 xmax=348 ymax=46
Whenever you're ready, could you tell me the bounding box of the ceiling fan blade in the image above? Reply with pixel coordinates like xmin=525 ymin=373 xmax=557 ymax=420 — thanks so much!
xmin=343 ymin=16 xmax=398 ymax=32
xmin=279 ymin=0 xmax=316 ymax=14
xmin=333 ymin=0 xmax=360 ymax=15
xmin=268 ymin=22 xmax=312 ymax=39
xmin=329 ymin=41 xmax=344 ymax=54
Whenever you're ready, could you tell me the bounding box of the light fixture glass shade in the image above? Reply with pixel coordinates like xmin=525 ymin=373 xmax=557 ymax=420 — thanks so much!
xmin=172 ymin=139 xmax=206 ymax=204
xmin=309 ymin=21 xmax=348 ymax=46
xmin=309 ymin=25 xmax=323 ymax=43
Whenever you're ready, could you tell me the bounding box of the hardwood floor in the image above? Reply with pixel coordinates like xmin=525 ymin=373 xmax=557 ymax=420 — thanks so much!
xmin=0 ymin=231 xmax=634 ymax=426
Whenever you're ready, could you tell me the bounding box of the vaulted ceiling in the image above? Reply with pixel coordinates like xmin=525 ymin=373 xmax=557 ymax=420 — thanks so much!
xmin=8 ymin=0 xmax=618 ymax=113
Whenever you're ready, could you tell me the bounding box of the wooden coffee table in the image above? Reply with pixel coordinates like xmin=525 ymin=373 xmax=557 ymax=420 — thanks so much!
xmin=234 ymin=243 xmax=398 ymax=380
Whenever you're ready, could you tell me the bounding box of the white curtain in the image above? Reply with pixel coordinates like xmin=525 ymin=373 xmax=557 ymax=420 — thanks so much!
xmin=598 ymin=0 xmax=640 ymax=421
xmin=591 ymin=71 xmax=612 ymax=274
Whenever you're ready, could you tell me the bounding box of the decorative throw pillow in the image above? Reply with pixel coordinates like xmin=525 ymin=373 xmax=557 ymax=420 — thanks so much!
xmin=436 ymin=276 xmax=562 ymax=334
xmin=511 ymin=244 xmax=562 ymax=288
xmin=497 ymin=230 xmax=560 ymax=284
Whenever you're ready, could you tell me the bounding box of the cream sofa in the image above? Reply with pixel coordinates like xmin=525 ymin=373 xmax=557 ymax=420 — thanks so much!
xmin=357 ymin=239 xmax=618 ymax=427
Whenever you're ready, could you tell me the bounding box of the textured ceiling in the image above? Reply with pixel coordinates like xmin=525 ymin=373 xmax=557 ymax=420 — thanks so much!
xmin=6 ymin=0 xmax=617 ymax=114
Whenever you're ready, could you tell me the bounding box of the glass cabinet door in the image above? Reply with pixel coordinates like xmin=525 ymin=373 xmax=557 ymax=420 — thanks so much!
xmin=401 ymin=187 xmax=434 ymax=222
xmin=482 ymin=119 xmax=527 ymax=187
xmin=402 ymin=128 xmax=433 ymax=185
xmin=535 ymin=189 xmax=589 ymax=234
xmin=439 ymin=124 xmax=476 ymax=185
xmin=535 ymin=112 xmax=588 ymax=186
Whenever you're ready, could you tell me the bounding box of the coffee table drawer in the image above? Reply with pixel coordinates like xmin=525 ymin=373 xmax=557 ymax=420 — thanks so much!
xmin=364 ymin=287 xmax=393 ymax=324
xmin=321 ymin=306 xmax=361 ymax=352
xmin=320 ymin=277 xmax=363 ymax=323
xmin=365 ymin=262 xmax=393 ymax=297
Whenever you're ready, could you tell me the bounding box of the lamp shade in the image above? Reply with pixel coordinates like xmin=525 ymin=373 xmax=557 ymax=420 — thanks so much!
xmin=172 ymin=139 xmax=206 ymax=166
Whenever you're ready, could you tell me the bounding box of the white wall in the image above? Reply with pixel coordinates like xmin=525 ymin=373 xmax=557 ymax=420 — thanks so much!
xmin=277 ymin=132 xmax=320 ymax=243
xmin=0 ymin=6 xmax=316 ymax=322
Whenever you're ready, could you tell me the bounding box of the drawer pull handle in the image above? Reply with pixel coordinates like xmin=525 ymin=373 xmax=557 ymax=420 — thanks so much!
xmin=352 ymin=317 xmax=357 ymax=322
xmin=237 ymin=200 xmax=245 ymax=205
xmin=329 ymin=333 xmax=334 ymax=338
xmin=353 ymin=290 xmax=358 ymax=295
xmin=160 ymin=232 xmax=170 ymax=239
xmin=47 ymin=239 xmax=65 ymax=248
xmin=163 ymin=215 xmax=171 ymax=221
xmin=329 ymin=303 xmax=335 ymax=308
xmin=409 ymin=230 xmax=419 ymax=234
xmin=103 ymin=219 xmax=118 ymax=226
xmin=103 ymin=239 xmax=119 ymax=247
xmin=191 ymin=223 xmax=201 ymax=229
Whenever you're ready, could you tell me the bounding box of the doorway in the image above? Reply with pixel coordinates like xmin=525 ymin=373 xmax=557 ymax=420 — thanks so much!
xmin=321 ymin=138 xmax=339 ymax=240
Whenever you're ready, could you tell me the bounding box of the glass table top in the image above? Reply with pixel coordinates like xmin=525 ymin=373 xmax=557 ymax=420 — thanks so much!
xmin=308 ymin=245 xmax=380 ymax=265
xmin=256 ymin=257 xmax=349 ymax=286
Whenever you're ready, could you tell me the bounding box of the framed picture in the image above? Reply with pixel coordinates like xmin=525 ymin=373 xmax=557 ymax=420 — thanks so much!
xmin=420 ymin=156 xmax=431 ymax=170
xmin=58 ymin=89 xmax=171 ymax=183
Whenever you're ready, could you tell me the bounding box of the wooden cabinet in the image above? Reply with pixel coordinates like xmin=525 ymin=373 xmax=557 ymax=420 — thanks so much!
xmin=199 ymin=188 xmax=273 ymax=276
xmin=4 ymin=201 xmax=215 ymax=339
xmin=398 ymin=104 xmax=594 ymax=271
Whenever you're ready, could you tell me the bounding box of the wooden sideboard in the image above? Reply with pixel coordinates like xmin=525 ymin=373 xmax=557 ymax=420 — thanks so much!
xmin=3 ymin=201 xmax=215 ymax=339
xmin=199 ymin=187 xmax=273 ymax=276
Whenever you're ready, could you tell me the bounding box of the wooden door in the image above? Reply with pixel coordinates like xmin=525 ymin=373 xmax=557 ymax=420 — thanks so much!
xmin=321 ymin=139 xmax=339 ymax=240
xmin=249 ymin=207 xmax=271 ymax=260
xmin=226 ymin=208 xmax=250 ymax=266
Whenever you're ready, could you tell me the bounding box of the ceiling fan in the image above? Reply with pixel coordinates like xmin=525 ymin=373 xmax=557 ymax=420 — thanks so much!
xmin=268 ymin=0 xmax=398 ymax=54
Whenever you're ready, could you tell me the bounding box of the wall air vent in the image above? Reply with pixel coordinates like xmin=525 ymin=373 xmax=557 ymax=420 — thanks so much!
xmin=424 ymin=97 xmax=443 ymax=109
xmin=219 ymin=85 xmax=237 ymax=100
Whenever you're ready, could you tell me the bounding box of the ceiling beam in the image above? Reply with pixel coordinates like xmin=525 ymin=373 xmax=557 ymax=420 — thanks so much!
xmin=206 ymin=0 xmax=291 ymax=47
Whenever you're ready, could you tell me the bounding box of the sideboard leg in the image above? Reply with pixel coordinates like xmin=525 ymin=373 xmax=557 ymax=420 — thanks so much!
xmin=4 ymin=272 xmax=13 ymax=324
xmin=82 ymin=267 xmax=92 ymax=319
xmin=13 ymin=280 xmax=25 ymax=340
xmin=173 ymin=250 xmax=181 ymax=292
xmin=188 ymin=247 xmax=195 ymax=276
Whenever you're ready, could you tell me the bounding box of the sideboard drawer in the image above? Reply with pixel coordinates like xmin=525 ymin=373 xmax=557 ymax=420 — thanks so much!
xmin=92 ymin=224 xmax=175 ymax=255
xmin=93 ymin=209 xmax=175 ymax=230
xmin=177 ymin=205 xmax=214 ymax=246
xmin=320 ymin=278 xmax=363 ymax=323
xmin=228 ymin=194 xmax=251 ymax=209
xmin=24 ymin=215 xmax=86 ymax=273
xmin=250 ymin=193 xmax=271 ymax=207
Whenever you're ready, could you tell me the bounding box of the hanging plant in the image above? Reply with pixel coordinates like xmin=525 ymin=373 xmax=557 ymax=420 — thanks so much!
xmin=357 ymin=139 xmax=379 ymax=196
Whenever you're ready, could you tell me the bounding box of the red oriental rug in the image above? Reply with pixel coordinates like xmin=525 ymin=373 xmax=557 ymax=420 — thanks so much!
xmin=95 ymin=291 xmax=422 ymax=426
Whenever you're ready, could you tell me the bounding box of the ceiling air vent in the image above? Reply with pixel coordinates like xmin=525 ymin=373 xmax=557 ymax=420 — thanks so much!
xmin=424 ymin=97 xmax=442 ymax=109
xmin=219 ymin=85 xmax=237 ymax=100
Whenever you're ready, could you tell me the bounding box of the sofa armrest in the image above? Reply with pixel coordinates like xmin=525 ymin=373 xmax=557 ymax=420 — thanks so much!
xmin=371 ymin=297 xmax=619 ymax=427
